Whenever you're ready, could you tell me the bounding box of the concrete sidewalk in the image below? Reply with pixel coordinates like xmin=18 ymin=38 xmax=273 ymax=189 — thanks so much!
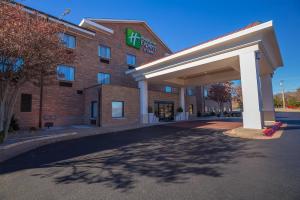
xmin=0 ymin=123 xmax=147 ymax=163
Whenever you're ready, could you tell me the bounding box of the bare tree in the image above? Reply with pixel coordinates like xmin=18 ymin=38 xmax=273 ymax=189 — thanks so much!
xmin=208 ymin=82 xmax=233 ymax=114
xmin=0 ymin=2 xmax=75 ymax=141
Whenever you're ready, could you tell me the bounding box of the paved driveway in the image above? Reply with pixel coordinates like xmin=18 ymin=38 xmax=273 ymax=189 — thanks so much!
xmin=0 ymin=119 xmax=300 ymax=200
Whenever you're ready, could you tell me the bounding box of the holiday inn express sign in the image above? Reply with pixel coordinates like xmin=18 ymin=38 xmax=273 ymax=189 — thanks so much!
xmin=126 ymin=28 xmax=157 ymax=54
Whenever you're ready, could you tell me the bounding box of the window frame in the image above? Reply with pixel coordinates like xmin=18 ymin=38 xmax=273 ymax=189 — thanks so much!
xmin=60 ymin=33 xmax=76 ymax=49
xmin=97 ymin=72 xmax=111 ymax=85
xmin=112 ymin=101 xmax=124 ymax=118
xmin=204 ymin=88 xmax=208 ymax=98
xmin=90 ymin=101 xmax=98 ymax=119
xmin=20 ymin=93 xmax=32 ymax=112
xmin=126 ymin=53 xmax=136 ymax=67
xmin=164 ymin=86 xmax=172 ymax=93
xmin=98 ymin=45 xmax=111 ymax=60
xmin=187 ymin=88 xmax=194 ymax=96
xmin=57 ymin=65 xmax=75 ymax=82
xmin=188 ymin=104 xmax=194 ymax=115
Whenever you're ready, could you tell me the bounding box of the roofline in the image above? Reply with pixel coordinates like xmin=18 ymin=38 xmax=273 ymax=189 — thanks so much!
xmin=127 ymin=21 xmax=274 ymax=74
xmin=10 ymin=2 xmax=96 ymax=36
xmin=87 ymin=18 xmax=145 ymax=23
xmin=89 ymin=18 xmax=172 ymax=53
xmin=79 ymin=18 xmax=114 ymax=34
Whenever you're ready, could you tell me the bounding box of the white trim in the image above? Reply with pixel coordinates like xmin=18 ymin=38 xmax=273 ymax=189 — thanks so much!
xmin=79 ymin=19 xmax=114 ymax=34
xmin=131 ymin=41 xmax=260 ymax=80
xmin=88 ymin=18 xmax=144 ymax=23
xmin=88 ymin=18 xmax=171 ymax=52
xmin=135 ymin=44 xmax=259 ymax=81
xmin=21 ymin=7 xmax=95 ymax=36
xmin=128 ymin=21 xmax=273 ymax=73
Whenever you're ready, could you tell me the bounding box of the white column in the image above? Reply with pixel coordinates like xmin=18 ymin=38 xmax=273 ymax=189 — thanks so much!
xmin=180 ymin=87 xmax=186 ymax=120
xmin=180 ymin=87 xmax=186 ymax=112
xmin=261 ymin=74 xmax=275 ymax=121
xmin=138 ymin=80 xmax=148 ymax=124
xmin=239 ymin=51 xmax=264 ymax=129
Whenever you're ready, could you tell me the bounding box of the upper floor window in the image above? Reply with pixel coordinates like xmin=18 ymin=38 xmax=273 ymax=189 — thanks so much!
xmin=60 ymin=33 xmax=76 ymax=49
xmin=187 ymin=88 xmax=194 ymax=96
xmin=165 ymin=86 xmax=172 ymax=93
xmin=98 ymin=45 xmax=111 ymax=60
xmin=57 ymin=65 xmax=75 ymax=81
xmin=126 ymin=54 xmax=136 ymax=69
xmin=97 ymin=72 xmax=110 ymax=85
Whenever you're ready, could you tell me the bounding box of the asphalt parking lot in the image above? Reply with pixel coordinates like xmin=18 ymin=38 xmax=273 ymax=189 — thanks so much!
xmin=0 ymin=119 xmax=300 ymax=200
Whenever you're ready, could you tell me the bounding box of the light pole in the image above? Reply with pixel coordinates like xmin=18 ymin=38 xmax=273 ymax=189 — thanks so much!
xmin=60 ymin=8 xmax=71 ymax=19
xmin=280 ymin=80 xmax=286 ymax=109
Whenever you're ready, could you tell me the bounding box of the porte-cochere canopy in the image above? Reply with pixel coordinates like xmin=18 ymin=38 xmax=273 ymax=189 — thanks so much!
xmin=127 ymin=21 xmax=283 ymax=130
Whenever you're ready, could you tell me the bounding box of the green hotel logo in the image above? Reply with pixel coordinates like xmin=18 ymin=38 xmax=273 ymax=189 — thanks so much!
xmin=126 ymin=28 xmax=141 ymax=49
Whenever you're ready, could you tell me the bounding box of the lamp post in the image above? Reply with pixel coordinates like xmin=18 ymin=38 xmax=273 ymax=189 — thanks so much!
xmin=60 ymin=8 xmax=71 ymax=19
xmin=280 ymin=80 xmax=286 ymax=110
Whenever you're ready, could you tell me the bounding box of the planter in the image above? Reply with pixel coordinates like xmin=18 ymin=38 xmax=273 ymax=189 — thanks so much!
xmin=148 ymin=113 xmax=159 ymax=123
xmin=175 ymin=112 xmax=187 ymax=121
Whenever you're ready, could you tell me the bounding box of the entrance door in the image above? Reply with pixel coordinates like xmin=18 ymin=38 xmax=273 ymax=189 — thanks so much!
xmin=154 ymin=101 xmax=174 ymax=121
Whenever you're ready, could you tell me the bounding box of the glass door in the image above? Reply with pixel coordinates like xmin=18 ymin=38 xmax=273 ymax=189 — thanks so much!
xmin=154 ymin=101 xmax=174 ymax=121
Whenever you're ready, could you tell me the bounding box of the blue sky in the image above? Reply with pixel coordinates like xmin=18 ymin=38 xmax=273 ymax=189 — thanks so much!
xmin=17 ymin=0 xmax=300 ymax=94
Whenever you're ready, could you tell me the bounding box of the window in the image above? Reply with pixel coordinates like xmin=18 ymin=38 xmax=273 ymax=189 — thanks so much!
xmin=60 ymin=33 xmax=76 ymax=49
xmin=165 ymin=86 xmax=172 ymax=93
xmin=187 ymin=88 xmax=194 ymax=96
xmin=0 ymin=58 xmax=23 ymax=72
xmin=91 ymin=101 xmax=98 ymax=119
xmin=126 ymin=54 xmax=136 ymax=68
xmin=57 ymin=65 xmax=75 ymax=81
xmin=112 ymin=101 xmax=124 ymax=118
xmin=189 ymin=104 xmax=193 ymax=115
xmin=97 ymin=73 xmax=110 ymax=84
xmin=204 ymin=88 xmax=208 ymax=97
xmin=98 ymin=45 xmax=111 ymax=60
xmin=20 ymin=94 xmax=32 ymax=112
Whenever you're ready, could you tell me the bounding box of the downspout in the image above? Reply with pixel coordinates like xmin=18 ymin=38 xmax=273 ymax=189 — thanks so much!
xmin=38 ymin=69 xmax=44 ymax=128
xmin=202 ymin=85 xmax=206 ymax=113
xmin=97 ymin=86 xmax=102 ymax=127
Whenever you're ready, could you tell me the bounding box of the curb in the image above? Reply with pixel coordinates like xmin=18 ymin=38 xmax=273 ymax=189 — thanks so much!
xmin=0 ymin=122 xmax=165 ymax=163
xmin=0 ymin=132 xmax=79 ymax=163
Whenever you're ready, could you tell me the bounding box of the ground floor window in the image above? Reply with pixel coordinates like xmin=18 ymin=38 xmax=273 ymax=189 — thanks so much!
xmin=112 ymin=101 xmax=124 ymax=118
xmin=91 ymin=101 xmax=97 ymax=119
xmin=189 ymin=104 xmax=194 ymax=115
xmin=20 ymin=93 xmax=32 ymax=112
xmin=187 ymin=88 xmax=194 ymax=96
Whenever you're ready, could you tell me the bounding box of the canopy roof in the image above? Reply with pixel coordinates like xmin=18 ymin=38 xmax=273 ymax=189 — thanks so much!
xmin=127 ymin=21 xmax=283 ymax=86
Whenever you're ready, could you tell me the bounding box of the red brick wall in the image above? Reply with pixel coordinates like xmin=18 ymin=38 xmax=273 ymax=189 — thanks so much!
xmin=14 ymin=20 xmax=171 ymax=128
xmin=100 ymin=85 xmax=140 ymax=127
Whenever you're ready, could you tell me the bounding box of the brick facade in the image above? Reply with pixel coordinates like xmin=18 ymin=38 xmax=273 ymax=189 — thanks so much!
xmin=100 ymin=85 xmax=140 ymax=127
xmin=14 ymin=10 xmax=179 ymax=128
